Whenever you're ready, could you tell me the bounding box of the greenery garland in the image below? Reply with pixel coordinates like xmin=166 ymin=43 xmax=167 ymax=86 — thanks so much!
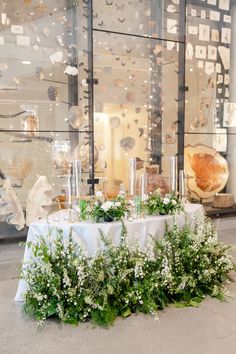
xmin=23 ymin=217 xmax=234 ymax=327
xmin=79 ymin=191 xmax=184 ymax=223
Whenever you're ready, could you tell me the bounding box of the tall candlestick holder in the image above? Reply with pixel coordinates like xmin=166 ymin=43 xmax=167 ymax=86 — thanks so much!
xmin=179 ymin=170 xmax=187 ymax=199
xmin=170 ymin=156 xmax=177 ymax=193
xmin=129 ymin=157 xmax=136 ymax=198
xmin=72 ymin=159 xmax=82 ymax=199
xmin=140 ymin=173 xmax=147 ymax=218
xmin=66 ymin=173 xmax=73 ymax=223
xmin=140 ymin=173 xmax=147 ymax=202
xmin=71 ymin=159 xmax=82 ymax=222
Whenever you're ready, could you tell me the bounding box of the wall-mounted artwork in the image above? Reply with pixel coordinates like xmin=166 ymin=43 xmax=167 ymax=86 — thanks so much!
xmin=208 ymin=46 xmax=217 ymax=60
xmin=223 ymin=15 xmax=231 ymax=23
xmin=207 ymin=0 xmax=217 ymax=5
xmin=167 ymin=19 xmax=177 ymax=34
xmin=205 ymin=61 xmax=215 ymax=75
xmin=211 ymin=29 xmax=219 ymax=42
xmin=209 ymin=11 xmax=220 ymax=22
xmin=223 ymin=102 xmax=236 ymax=127
xmin=221 ymin=28 xmax=231 ymax=44
xmin=199 ymin=24 xmax=210 ymax=41
xmin=195 ymin=45 xmax=206 ymax=59
xmin=188 ymin=26 xmax=198 ymax=35
xmin=219 ymin=46 xmax=230 ymax=69
xmin=213 ymin=129 xmax=227 ymax=152
xmin=219 ymin=0 xmax=230 ymax=11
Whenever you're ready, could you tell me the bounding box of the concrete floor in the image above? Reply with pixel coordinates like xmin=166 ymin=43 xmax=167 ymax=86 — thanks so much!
xmin=0 ymin=224 xmax=236 ymax=354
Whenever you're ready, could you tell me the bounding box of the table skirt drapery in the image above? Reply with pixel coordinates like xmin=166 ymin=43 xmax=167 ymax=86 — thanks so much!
xmin=15 ymin=203 xmax=203 ymax=302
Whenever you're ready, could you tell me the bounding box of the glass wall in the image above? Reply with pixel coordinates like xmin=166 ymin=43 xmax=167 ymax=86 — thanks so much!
xmin=92 ymin=0 xmax=184 ymax=196
xmin=0 ymin=0 xmax=235 ymax=220
xmin=184 ymin=0 xmax=234 ymax=210
xmin=0 ymin=0 xmax=91 ymax=207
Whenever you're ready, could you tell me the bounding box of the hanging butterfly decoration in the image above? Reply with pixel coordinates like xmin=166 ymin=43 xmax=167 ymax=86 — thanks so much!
xmin=117 ymin=17 xmax=126 ymax=23
xmin=98 ymin=21 xmax=104 ymax=28
xmin=138 ymin=128 xmax=144 ymax=137
xmin=105 ymin=0 xmax=113 ymax=7
xmin=115 ymin=3 xmax=125 ymax=11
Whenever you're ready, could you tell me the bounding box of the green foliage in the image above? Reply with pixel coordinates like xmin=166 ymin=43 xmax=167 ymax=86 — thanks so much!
xmin=78 ymin=200 xmax=89 ymax=221
xmin=78 ymin=192 xmax=183 ymax=223
xmin=145 ymin=191 xmax=184 ymax=215
xmin=87 ymin=195 xmax=129 ymax=223
xmin=23 ymin=217 xmax=234 ymax=327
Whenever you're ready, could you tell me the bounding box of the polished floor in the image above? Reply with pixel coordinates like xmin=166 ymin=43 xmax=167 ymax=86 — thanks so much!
xmin=0 ymin=220 xmax=236 ymax=354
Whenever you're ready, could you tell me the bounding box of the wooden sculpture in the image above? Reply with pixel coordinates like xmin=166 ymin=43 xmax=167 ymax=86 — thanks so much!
xmin=185 ymin=144 xmax=229 ymax=199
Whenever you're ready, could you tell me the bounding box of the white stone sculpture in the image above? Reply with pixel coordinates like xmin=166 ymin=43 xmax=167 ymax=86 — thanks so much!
xmin=0 ymin=179 xmax=25 ymax=230
xmin=26 ymin=176 xmax=54 ymax=226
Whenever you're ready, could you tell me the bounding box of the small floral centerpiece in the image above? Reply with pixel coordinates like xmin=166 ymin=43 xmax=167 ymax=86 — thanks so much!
xmin=145 ymin=190 xmax=183 ymax=215
xmin=88 ymin=195 xmax=129 ymax=223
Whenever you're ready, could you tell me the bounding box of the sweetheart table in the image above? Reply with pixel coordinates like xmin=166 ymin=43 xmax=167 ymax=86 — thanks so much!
xmin=15 ymin=203 xmax=203 ymax=302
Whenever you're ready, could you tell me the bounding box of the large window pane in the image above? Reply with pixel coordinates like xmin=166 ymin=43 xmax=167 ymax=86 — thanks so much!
xmin=93 ymin=30 xmax=181 ymax=195
xmin=93 ymin=0 xmax=183 ymax=42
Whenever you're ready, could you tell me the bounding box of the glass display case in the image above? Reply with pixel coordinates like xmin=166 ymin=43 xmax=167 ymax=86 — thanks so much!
xmin=1 ymin=0 xmax=236 ymax=224
xmin=184 ymin=0 xmax=235 ymax=214
xmin=0 ymin=0 xmax=91 ymax=210
xmin=92 ymin=0 xmax=184 ymax=196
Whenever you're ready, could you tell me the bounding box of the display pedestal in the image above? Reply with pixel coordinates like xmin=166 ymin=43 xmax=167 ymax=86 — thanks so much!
xmin=204 ymin=203 xmax=236 ymax=218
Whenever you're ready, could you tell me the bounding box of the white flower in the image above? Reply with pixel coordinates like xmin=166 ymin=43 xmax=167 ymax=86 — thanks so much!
xmin=101 ymin=201 xmax=114 ymax=211
xmin=114 ymin=202 xmax=121 ymax=207
xmin=172 ymin=199 xmax=177 ymax=205
xmin=163 ymin=197 xmax=170 ymax=205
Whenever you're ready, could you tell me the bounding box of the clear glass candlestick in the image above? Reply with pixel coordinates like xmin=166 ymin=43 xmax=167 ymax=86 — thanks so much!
xmin=179 ymin=170 xmax=187 ymax=198
xmin=72 ymin=159 xmax=82 ymax=199
xmin=119 ymin=183 xmax=126 ymax=198
xmin=129 ymin=158 xmax=136 ymax=198
xmin=140 ymin=173 xmax=147 ymax=201
xmin=170 ymin=156 xmax=177 ymax=192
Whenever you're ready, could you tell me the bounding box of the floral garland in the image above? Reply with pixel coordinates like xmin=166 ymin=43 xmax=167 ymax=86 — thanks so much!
xmin=23 ymin=217 xmax=234 ymax=327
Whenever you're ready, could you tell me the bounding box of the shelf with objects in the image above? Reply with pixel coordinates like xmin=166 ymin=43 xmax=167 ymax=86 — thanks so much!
xmin=0 ymin=0 xmax=189 ymax=233
xmin=184 ymin=0 xmax=236 ymax=216
xmin=0 ymin=0 xmax=92 ymax=234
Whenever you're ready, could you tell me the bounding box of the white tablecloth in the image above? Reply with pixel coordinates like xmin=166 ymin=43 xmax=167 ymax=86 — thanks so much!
xmin=15 ymin=203 xmax=203 ymax=301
